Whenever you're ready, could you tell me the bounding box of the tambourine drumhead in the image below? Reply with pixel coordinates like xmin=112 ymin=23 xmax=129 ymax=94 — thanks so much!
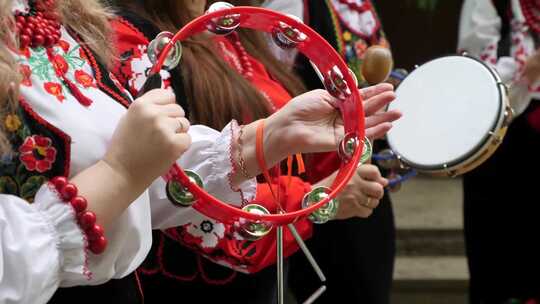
xmin=387 ymin=56 xmax=506 ymax=173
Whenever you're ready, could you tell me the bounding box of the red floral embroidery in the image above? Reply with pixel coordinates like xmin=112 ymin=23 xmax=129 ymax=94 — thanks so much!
xmin=19 ymin=47 xmax=31 ymax=58
xmin=44 ymin=82 xmax=65 ymax=101
xmin=19 ymin=65 xmax=32 ymax=87
xmin=355 ymin=40 xmax=368 ymax=58
xmin=18 ymin=135 xmax=57 ymax=173
xmin=58 ymin=40 xmax=70 ymax=53
xmin=75 ymin=70 xmax=96 ymax=88
xmin=52 ymin=54 xmax=69 ymax=75
xmin=79 ymin=48 xmax=88 ymax=62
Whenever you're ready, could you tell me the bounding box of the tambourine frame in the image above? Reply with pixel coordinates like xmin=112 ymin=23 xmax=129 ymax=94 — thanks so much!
xmin=152 ymin=6 xmax=365 ymax=225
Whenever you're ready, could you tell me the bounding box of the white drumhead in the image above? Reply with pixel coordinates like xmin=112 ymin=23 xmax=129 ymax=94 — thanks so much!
xmin=387 ymin=56 xmax=502 ymax=169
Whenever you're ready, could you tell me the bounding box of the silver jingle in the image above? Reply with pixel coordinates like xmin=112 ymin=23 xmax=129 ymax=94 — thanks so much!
xmin=324 ymin=66 xmax=352 ymax=100
xmin=206 ymin=2 xmax=241 ymax=35
xmin=338 ymin=133 xmax=359 ymax=162
xmin=376 ymin=149 xmax=401 ymax=169
xmin=166 ymin=170 xmax=204 ymax=207
xmin=271 ymin=21 xmax=307 ymax=49
xmin=237 ymin=204 xmax=273 ymax=241
xmin=147 ymin=31 xmax=183 ymax=70
xmin=349 ymin=68 xmax=359 ymax=87
xmin=360 ymin=137 xmax=372 ymax=165
xmin=302 ymin=186 xmax=339 ymax=224
xmin=387 ymin=171 xmax=402 ymax=193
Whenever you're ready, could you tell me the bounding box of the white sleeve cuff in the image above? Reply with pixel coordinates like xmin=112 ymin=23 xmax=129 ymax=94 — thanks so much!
xmin=34 ymin=184 xmax=89 ymax=281
xmin=179 ymin=121 xmax=257 ymax=206
xmin=0 ymin=185 xmax=88 ymax=303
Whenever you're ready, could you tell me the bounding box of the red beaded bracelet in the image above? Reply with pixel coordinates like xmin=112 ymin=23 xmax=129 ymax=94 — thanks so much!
xmin=50 ymin=176 xmax=108 ymax=254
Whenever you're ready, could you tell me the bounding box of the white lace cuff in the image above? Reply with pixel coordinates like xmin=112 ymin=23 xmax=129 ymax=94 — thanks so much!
xmin=34 ymin=184 xmax=89 ymax=281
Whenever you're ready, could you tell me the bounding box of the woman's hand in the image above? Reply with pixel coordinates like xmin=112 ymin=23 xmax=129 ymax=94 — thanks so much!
xmin=230 ymin=84 xmax=400 ymax=185
xmin=522 ymin=49 xmax=540 ymax=85
xmin=103 ymin=89 xmax=191 ymax=189
xmin=362 ymin=83 xmax=402 ymax=139
xmin=267 ymin=83 xmax=400 ymax=155
xmin=315 ymin=164 xmax=387 ymax=219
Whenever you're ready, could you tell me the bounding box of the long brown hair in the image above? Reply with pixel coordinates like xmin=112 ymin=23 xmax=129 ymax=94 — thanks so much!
xmin=0 ymin=0 xmax=114 ymax=153
xmin=113 ymin=0 xmax=306 ymax=130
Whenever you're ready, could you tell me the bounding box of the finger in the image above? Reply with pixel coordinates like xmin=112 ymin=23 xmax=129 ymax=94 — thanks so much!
xmin=172 ymin=133 xmax=192 ymax=155
xmin=363 ymin=91 xmax=397 ymax=116
xmin=356 ymin=194 xmax=381 ymax=210
xmin=360 ymin=182 xmax=385 ymax=199
xmin=353 ymin=202 xmax=373 ymax=218
xmin=140 ymin=89 xmax=176 ymax=105
xmin=365 ymin=122 xmax=392 ymax=140
xmin=357 ymin=164 xmax=382 ymax=180
xmin=365 ymin=109 xmax=402 ymax=129
xmin=360 ymin=83 xmax=394 ymax=100
xmin=158 ymin=103 xmax=186 ymax=118
xmin=177 ymin=117 xmax=191 ymax=133
xmin=163 ymin=117 xmax=190 ymax=133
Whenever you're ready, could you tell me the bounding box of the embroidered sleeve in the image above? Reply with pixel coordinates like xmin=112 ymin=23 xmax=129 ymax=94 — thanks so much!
xmin=458 ymin=0 xmax=532 ymax=116
xmin=110 ymin=18 xmax=172 ymax=97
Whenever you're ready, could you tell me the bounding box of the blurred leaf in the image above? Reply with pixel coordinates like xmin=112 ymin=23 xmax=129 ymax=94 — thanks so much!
xmin=0 ymin=176 xmax=18 ymax=195
xmin=20 ymin=175 xmax=47 ymax=201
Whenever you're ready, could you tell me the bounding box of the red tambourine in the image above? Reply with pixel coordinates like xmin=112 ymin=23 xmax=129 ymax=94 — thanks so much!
xmin=146 ymin=3 xmax=366 ymax=231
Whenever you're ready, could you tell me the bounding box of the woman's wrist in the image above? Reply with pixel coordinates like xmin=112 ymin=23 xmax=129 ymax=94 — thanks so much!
xmin=229 ymin=115 xmax=292 ymax=186
xmin=70 ymin=160 xmax=146 ymax=229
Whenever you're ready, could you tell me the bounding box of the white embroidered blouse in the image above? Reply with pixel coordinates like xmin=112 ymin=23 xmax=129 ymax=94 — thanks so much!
xmin=459 ymin=0 xmax=539 ymax=116
xmin=0 ymin=1 xmax=255 ymax=303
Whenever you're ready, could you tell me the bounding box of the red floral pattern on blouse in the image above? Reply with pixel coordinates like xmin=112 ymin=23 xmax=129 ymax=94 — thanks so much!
xmin=44 ymin=82 xmax=65 ymax=102
xmin=19 ymin=64 xmax=32 ymax=87
xmin=51 ymin=54 xmax=69 ymax=75
xmin=18 ymin=135 xmax=57 ymax=173
xmin=75 ymin=70 xmax=97 ymax=88
xmin=58 ymin=40 xmax=70 ymax=53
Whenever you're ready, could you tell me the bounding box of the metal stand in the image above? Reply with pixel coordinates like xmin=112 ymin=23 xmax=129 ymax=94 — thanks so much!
xmin=277 ymin=225 xmax=284 ymax=304
xmin=275 ymin=223 xmax=327 ymax=304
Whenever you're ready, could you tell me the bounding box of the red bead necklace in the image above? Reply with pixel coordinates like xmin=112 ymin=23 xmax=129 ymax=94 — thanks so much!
xmin=226 ymin=32 xmax=254 ymax=80
xmin=14 ymin=0 xmax=61 ymax=49
xmin=336 ymin=0 xmax=373 ymax=14
xmin=520 ymin=0 xmax=540 ymax=34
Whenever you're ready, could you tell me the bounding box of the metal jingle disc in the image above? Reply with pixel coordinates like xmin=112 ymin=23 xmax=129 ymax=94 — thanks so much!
xmin=237 ymin=204 xmax=273 ymax=241
xmin=324 ymin=66 xmax=352 ymax=100
xmin=147 ymin=31 xmax=183 ymax=70
xmin=387 ymin=171 xmax=402 ymax=193
xmin=360 ymin=137 xmax=373 ymax=165
xmin=166 ymin=170 xmax=204 ymax=207
xmin=330 ymin=66 xmax=352 ymax=98
xmin=206 ymin=2 xmax=241 ymax=35
xmin=271 ymin=21 xmax=307 ymax=49
xmin=376 ymin=149 xmax=400 ymax=169
xmin=302 ymin=187 xmax=339 ymax=224
xmin=349 ymin=68 xmax=359 ymax=88
xmin=338 ymin=133 xmax=359 ymax=162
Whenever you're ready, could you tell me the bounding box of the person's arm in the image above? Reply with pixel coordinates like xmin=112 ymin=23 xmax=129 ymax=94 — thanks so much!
xmin=458 ymin=0 xmax=531 ymax=116
xmin=0 ymin=191 xmax=85 ymax=304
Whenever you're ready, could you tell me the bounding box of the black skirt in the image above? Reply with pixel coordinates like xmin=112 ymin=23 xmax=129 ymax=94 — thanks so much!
xmin=464 ymin=104 xmax=540 ymax=303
